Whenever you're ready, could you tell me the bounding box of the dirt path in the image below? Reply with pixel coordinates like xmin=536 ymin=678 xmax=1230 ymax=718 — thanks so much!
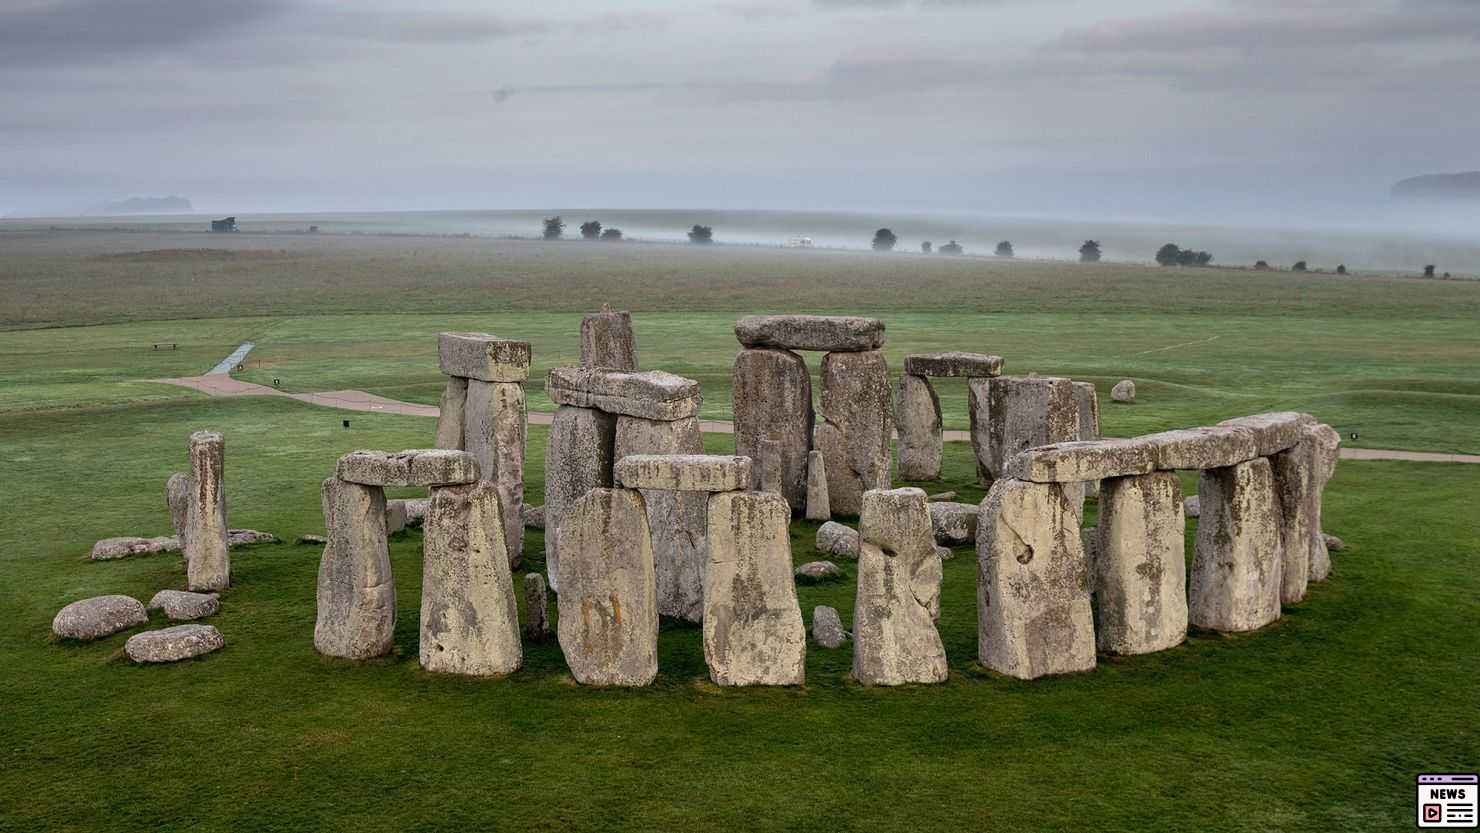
xmin=152 ymin=375 xmax=1480 ymax=464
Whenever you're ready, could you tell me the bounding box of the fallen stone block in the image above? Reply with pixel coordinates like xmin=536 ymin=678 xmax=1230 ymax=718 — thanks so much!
xmin=335 ymin=449 xmax=481 ymax=488
xmin=147 ymin=590 xmax=219 ymax=621
xmin=226 ymin=529 xmax=278 ymax=547
xmin=546 ymin=366 xmax=701 ymax=421
xmin=794 ymin=560 xmax=843 ymax=582
xmin=704 ymin=491 xmax=806 ymax=686
xmin=732 ymin=348 xmax=813 ymax=508
xmin=296 ymin=534 xmax=327 ymax=545
xmin=1189 ymin=458 xmax=1284 ymax=632
xmin=1004 ymin=438 xmax=1156 ymax=483
xmin=1094 ymin=472 xmax=1188 ymax=655
xmin=91 ymin=536 xmax=180 ymax=560
xmin=1139 ymin=426 xmax=1259 ymax=471
xmin=52 ymin=595 xmax=147 ymax=641
xmin=1216 ymin=411 xmax=1316 ymax=457
xmin=927 ymin=491 xmax=956 ymax=502
xmin=438 ymin=331 xmax=531 ymax=383
xmin=613 ymin=454 xmax=753 ymax=492
xmin=734 ymin=314 xmax=885 ymax=352
xmin=903 ymin=352 xmax=1004 ymax=378
xmin=125 ymin=624 xmax=224 ymax=663
xmin=816 ymin=521 xmax=859 ymax=559
xmin=928 ymin=501 xmax=978 ymax=545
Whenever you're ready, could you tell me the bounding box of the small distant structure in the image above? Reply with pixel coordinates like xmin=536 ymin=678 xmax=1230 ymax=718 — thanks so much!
xmin=210 ymin=217 xmax=238 ymax=233
xmin=785 ymin=236 xmax=814 ymax=248
xmin=308 ymin=225 xmax=320 ymax=234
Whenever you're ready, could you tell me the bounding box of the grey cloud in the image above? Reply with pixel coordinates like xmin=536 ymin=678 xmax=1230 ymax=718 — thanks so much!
xmin=0 ymin=0 xmax=287 ymax=67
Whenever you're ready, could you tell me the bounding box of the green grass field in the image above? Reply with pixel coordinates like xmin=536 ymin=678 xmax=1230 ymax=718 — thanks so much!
xmin=2 ymin=230 xmax=1477 ymax=831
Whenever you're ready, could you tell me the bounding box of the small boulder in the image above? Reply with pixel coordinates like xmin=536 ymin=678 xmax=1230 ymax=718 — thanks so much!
xmin=1111 ymin=380 xmax=1136 ymax=403
xmin=926 ymin=491 xmax=957 ymax=502
xmin=815 ymin=521 xmax=860 ymax=559
xmin=812 ymin=606 xmax=848 ymax=648
xmin=296 ymin=534 xmax=327 ymax=546
xmin=794 ymin=560 xmax=843 ymax=582
xmin=928 ymin=502 xmax=978 ymax=545
xmin=1322 ymin=532 xmax=1346 ymax=552
xmin=147 ymin=590 xmax=219 ymax=621
xmin=521 ymin=503 xmax=546 ymax=529
xmin=1184 ymin=495 xmax=1200 ymax=518
xmin=124 ymin=624 xmax=225 ymax=663
xmin=52 ymin=595 xmax=148 ymax=641
xmin=227 ymin=529 xmax=279 ymax=547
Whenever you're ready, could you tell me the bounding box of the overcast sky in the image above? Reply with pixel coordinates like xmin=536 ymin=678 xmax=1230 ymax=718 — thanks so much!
xmin=3 ymin=0 xmax=1478 ymax=220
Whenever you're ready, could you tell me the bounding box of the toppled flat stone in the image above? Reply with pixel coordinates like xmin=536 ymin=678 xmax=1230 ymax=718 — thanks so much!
xmin=815 ymin=349 xmax=893 ymax=515
xmin=91 ymin=536 xmax=180 ymax=560
xmin=928 ymin=501 xmax=979 ymax=545
xmin=812 ymin=605 xmax=848 ymax=648
xmin=1216 ymin=411 xmax=1316 ymax=457
xmin=125 ymin=624 xmax=224 ymax=663
xmin=734 ymin=314 xmax=885 ymax=352
xmin=227 ymin=529 xmax=278 ymax=547
xmin=580 ymin=308 xmax=638 ymax=370
xmin=1189 ymin=458 xmax=1283 ymax=632
xmin=733 ymin=348 xmax=813 ymax=509
xmin=614 ymin=454 xmax=753 ymax=492
xmin=147 ymin=590 xmax=219 ymax=621
xmin=1111 ymin=379 xmax=1136 ymax=403
xmin=704 ymin=491 xmax=807 ymax=686
xmin=297 ymin=534 xmax=327 ymax=545
xmin=1004 ymin=438 xmax=1156 ymax=483
xmin=1139 ymin=426 xmax=1259 ymax=471
xmin=794 ymin=560 xmax=842 ymax=582
xmin=903 ymin=352 xmax=1004 ymax=378
xmin=816 ymin=521 xmax=859 ymax=559
xmin=52 ymin=595 xmax=147 ymax=641
xmin=805 ymin=450 xmax=831 ymax=521
xmin=335 ymin=449 xmax=480 ymax=488
xmin=438 ymin=331 xmax=531 ymax=383
xmin=895 ymin=374 xmax=942 ymax=480
xmin=854 ymin=488 xmax=947 ymax=685
xmin=521 ymin=503 xmax=545 ymax=529
xmin=1094 ymin=472 xmax=1188 ymax=655
xmin=546 ymin=366 xmax=702 ymax=421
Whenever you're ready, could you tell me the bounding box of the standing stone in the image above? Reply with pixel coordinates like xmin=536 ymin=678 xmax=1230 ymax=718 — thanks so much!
xmin=804 ymin=450 xmax=831 ymax=521
xmin=815 ymin=350 xmax=893 ymax=516
xmin=756 ymin=438 xmax=784 ymax=495
xmin=704 ymin=491 xmax=807 ymax=686
xmin=1307 ymin=422 xmax=1341 ymax=582
xmin=895 ymin=374 xmax=943 ymax=481
xmin=315 ymin=477 xmax=395 ymax=659
xmin=385 ymin=499 xmax=408 ymax=534
xmin=853 ymin=488 xmax=947 ymax=685
xmin=1189 ymin=458 xmax=1284 ymax=632
xmin=985 ymin=376 xmax=1080 ymax=484
xmin=543 ymin=405 xmax=617 ymax=592
xmin=524 ymin=572 xmax=550 ymax=641
xmin=812 ymin=606 xmax=847 ymax=648
xmin=464 ymin=379 xmax=526 ymax=567
xmin=1111 ymin=379 xmax=1136 ymax=403
xmin=1073 ymin=381 xmax=1102 ymax=495
xmin=186 ymin=431 xmax=230 ymax=592
xmin=556 ymin=488 xmax=658 ymax=686
xmin=1270 ymin=437 xmax=1316 ymax=604
xmin=166 ymin=472 xmax=190 ymax=554
xmin=434 ymin=376 xmax=468 ymax=450
xmin=420 ymin=482 xmax=521 ymax=676
xmin=732 ymin=348 xmax=813 ymax=509
xmin=580 ymin=307 xmax=638 ymax=370
xmin=966 ymin=377 xmax=992 ymax=486
xmin=1094 ymin=472 xmax=1188 ymax=655
xmin=977 ymin=478 xmax=1096 ymax=679
xmin=615 ymin=415 xmax=708 ymax=623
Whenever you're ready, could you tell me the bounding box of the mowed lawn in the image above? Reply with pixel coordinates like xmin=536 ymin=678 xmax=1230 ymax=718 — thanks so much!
xmin=0 ymin=395 xmax=1476 ymax=832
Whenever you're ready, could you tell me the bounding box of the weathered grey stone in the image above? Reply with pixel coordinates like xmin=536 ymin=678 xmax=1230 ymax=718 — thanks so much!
xmin=795 ymin=560 xmax=843 ymax=582
xmin=186 ymin=431 xmax=230 ymax=592
xmin=314 ymin=477 xmax=395 ymax=660
xmin=895 ymin=374 xmax=943 ymax=481
xmin=420 ymin=482 xmax=521 ymax=676
xmin=1217 ymin=411 xmax=1316 ymax=457
xmin=756 ymin=438 xmax=784 ymax=496
xmin=546 ymin=366 xmax=701 ymax=421
xmin=928 ymin=501 xmax=978 ymax=546
xmin=147 ymin=589 xmax=219 ymax=621
xmin=297 ymin=534 xmax=327 ymax=545
xmin=90 ymin=536 xmax=179 ymax=560
xmin=1094 ymin=472 xmax=1188 ymax=655
xmin=521 ymin=503 xmax=545 ymax=529
xmin=434 ymin=376 xmax=468 ymax=449
xmin=1140 ymin=426 xmax=1259 ymax=471
xmin=125 ymin=624 xmax=224 ymax=663
xmin=580 ymin=308 xmax=638 ymax=370
xmin=543 ymin=405 xmax=616 ymax=593
xmin=616 ymin=416 xmax=708 ymax=623
xmin=226 ymin=528 xmax=277 ymax=547
xmin=1270 ymin=437 xmax=1316 ymax=604
xmin=815 ymin=349 xmax=893 ymax=516
xmin=812 ymin=605 xmax=847 ymax=648
xmin=927 ymin=491 xmax=956 ymax=502
xmin=903 ymin=352 xmax=1004 ymax=378
xmin=935 ymin=544 xmax=953 ymax=561
xmin=385 ymin=499 xmax=407 ymax=534
xmin=403 ymin=498 xmax=429 ymax=526
xmin=166 ymin=472 xmax=190 ymax=551
xmin=556 ymin=488 xmax=659 ymax=686
xmin=1189 ymin=458 xmax=1284 ymax=632
xmin=464 ymin=379 xmax=526 ymax=566
xmin=732 ymin=348 xmax=813 ymax=509
xmin=982 ymin=376 xmax=1079 ymax=483
xmin=704 ymin=491 xmax=807 ymax=686
xmin=816 ymin=521 xmax=859 ymax=559
xmin=805 ymin=450 xmax=831 ymax=521
xmin=734 ymin=314 xmax=885 ymax=352
xmin=613 ymin=454 xmax=752 ymax=492
xmin=1111 ymin=379 xmax=1136 ymax=403
xmin=967 ymin=377 xmax=992 ymax=485
xmin=977 ymin=478 xmax=1096 ymax=679
xmin=1004 ymin=438 xmax=1156 ymax=483
xmin=1322 ymin=532 xmax=1345 ymax=552
xmin=1080 ymin=527 xmax=1100 ymax=573
xmin=853 ymin=488 xmax=947 ymax=685
xmin=1073 ymin=381 xmax=1102 ymax=494
xmin=335 ymin=449 xmax=480 ymax=487
xmin=524 ymin=572 xmax=550 ymax=641
xmin=1184 ymin=495 xmax=1201 ymax=518
xmin=438 ymin=331 xmax=531 ymax=383
xmin=1307 ymin=422 xmax=1341 ymax=582
xmin=52 ymin=595 xmax=147 ymax=641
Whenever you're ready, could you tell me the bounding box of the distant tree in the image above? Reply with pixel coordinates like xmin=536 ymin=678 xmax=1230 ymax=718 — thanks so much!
xmin=995 ymin=241 xmax=1014 ymax=258
xmin=1254 ymin=260 xmax=1272 ymax=271
xmin=1336 ymin=264 xmax=1347 ymax=275
xmin=688 ymin=224 xmax=714 ymax=244
xmin=1181 ymin=249 xmax=1213 ymax=267
xmin=580 ymin=220 xmax=602 ymax=240
xmin=1155 ymin=243 xmax=1182 ymax=266
xmin=600 ymin=227 xmax=623 ymax=241
xmin=1079 ymin=240 xmax=1102 ymax=263
xmin=543 ymin=216 xmax=565 ymax=240
xmin=1444 ymin=271 xmax=1452 ymax=278
xmin=1292 ymin=260 xmax=1308 ymax=272
xmin=1423 ymin=264 xmax=1436 ymax=277
xmin=921 ymin=241 xmax=933 ymax=254
xmin=940 ymin=240 xmax=964 ymax=255
xmin=871 ymin=228 xmax=897 ymax=251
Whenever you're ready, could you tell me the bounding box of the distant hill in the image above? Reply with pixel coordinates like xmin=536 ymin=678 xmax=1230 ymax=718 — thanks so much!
xmin=1391 ymin=172 xmax=1480 ymax=202
xmin=88 ymin=196 xmax=194 ymax=215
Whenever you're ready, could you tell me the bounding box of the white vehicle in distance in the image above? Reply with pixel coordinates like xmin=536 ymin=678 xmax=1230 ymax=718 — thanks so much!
xmin=785 ymin=236 xmax=814 ymax=248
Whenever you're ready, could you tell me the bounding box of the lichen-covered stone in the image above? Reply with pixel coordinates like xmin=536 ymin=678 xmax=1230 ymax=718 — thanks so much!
xmin=734 ymin=314 xmax=885 ymax=352
xmin=523 ymin=572 xmax=550 ymax=641
xmin=1184 ymin=494 xmax=1201 ymax=517
xmin=420 ymin=482 xmax=521 ymax=676
xmin=1189 ymin=459 xmax=1284 ymax=632
xmin=614 ymin=454 xmax=753 ymax=493
xmin=815 ymin=349 xmax=893 ymax=515
xmin=403 ymin=498 xmax=429 ymax=526
xmin=1216 ymin=411 xmax=1316 ymax=457
xmin=580 ymin=308 xmax=638 ymax=370
xmin=1004 ymin=438 xmax=1156 ymax=483
xmin=521 ymin=503 xmax=545 ymax=529
xmin=853 ymin=488 xmax=947 ymax=685
xmin=816 ymin=521 xmax=859 ymax=559
xmin=1140 ymin=426 xmax=1259 ymax=471
xmin=543 ymin=405 xmax=616 ymax=592
xmin=314 ymin=477 xmax=395 ymax=659
xmin=616 ymin=416 xmax=708 ymax=623
xmin=335 ymin=449 xmax=480 ymax=488
xmin=1094 ymin=472 xmax=1187 ymax=655
xmin=903 ymin=352 xmax=1004 ymax=378
xmin=546 ymin=366 xmax=701 ymax=421
xmin=90 ymin=536 xmax=179 ymax=560
xmin=464 ymin=379 xmax=526 ymax=567
xmin=438 ymin=331 xmax=531 ymax=383
xmin=52 ymin=595 xmax=147 ymax=641
xmin=124 ymin=624 xmax=224 ymax=663
xmin=1270 ymin=437 xmax=1316 ymax=604
xmin=147 ymin=589 xmax=219 ymax=621
xmin=805 ymin=450 xmax=831 ymax=521
xmin=1111 ymin=379 xmax=1136 ymax=403
xmin=732 ymin=348 xmax=813 ymax=509
xmin=812 ymin=605 xmax=848 ymax=648
xmin=703 ymin=491 xmax=806 ymax=686
xmin=556 ymin=488 xmax=658 ymax=686
xmin=977 ymin=478 xmax=1095 ymax=679
xmin=895 ymin=374 xmax=942 ymax=481
xmin=928 ymin=501 xmax=978 ymax=546
xmin=794 ymin=560 xmax=842 ymax=582
xmin=434 ymin=376 xmax=468 ymax=449
xmin=982 ymin=376 xmax=1078 ymax=483
xmin=227 ymin=529 xmax=277 ymax=547
xmin=186 ymin=431 xmax=230 ymax=592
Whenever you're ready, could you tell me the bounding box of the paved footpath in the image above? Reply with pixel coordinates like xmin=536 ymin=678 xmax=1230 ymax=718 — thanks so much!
xmin=153 ymin=375 xmax=1480 ymax=464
